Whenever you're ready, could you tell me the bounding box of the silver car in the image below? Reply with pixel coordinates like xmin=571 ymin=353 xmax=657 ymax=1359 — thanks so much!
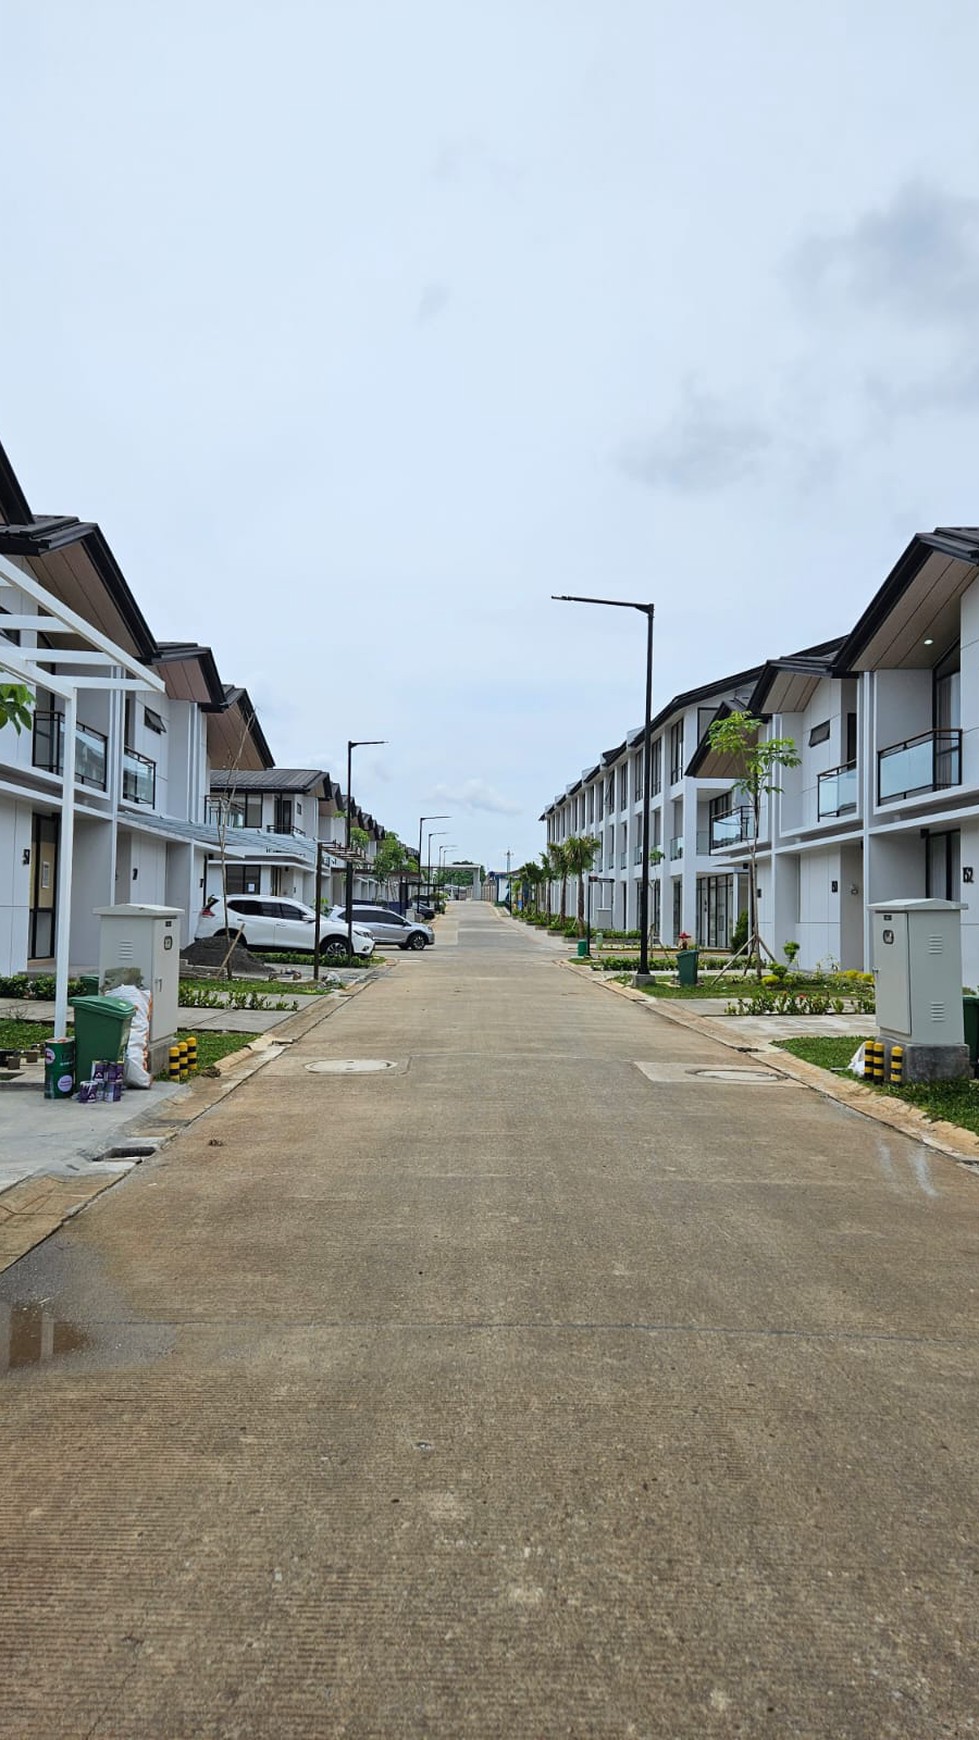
xmin=330 ymin=904 xmax=434 ymax=950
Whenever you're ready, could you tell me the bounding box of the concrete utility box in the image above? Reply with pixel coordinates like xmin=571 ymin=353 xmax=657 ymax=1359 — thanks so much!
xmin=869 ymin=899 xmax=969 ymax=1081
xmin=94 ymin=903 xmax=183 ymax=1073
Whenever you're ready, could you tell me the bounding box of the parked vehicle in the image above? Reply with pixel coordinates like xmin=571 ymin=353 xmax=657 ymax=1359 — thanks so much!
xmin=197 ymin=896 xmax=375 ymax=962
xmin=330 ymin=903 xmax=434 ymax=950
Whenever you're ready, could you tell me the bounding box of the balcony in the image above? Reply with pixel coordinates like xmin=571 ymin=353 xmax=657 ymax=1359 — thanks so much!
xmin=32 ymin=711 xmax=108 ymax=791
xmin=122 ymin=746 xmax=156 ymax=806
xmin=620 ymin=850 xmax=628 ymax=868
xmin=669 ymin=836 xmax=683 ymax=861
xmin=710 ymin=807 xmax=756 ymax=851
xmin=877 ymin=729 xmax=961 ymax=804
xmin=696 ymin=830 xmax=710 ymax=855
xmin=818 ymin=760 xmax=858 ymax=819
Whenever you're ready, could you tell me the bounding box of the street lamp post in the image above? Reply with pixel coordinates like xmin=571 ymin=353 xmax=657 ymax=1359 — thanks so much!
xmin=346 ymin=739 xmax=386 ymax=956
xmin=553 ymin=594 xmax=655 ymax=981
xmin=438 ymin=842 xmax=457 ymax=901
xmin=427 ymin=830 xmax=448 ymax=889
xmin=418 ymin=814 xmax=450 ymax=907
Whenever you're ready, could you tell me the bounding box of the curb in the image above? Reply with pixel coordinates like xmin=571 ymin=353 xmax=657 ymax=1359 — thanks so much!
xmin=559 ymin=959 xmax=979 ymax=1175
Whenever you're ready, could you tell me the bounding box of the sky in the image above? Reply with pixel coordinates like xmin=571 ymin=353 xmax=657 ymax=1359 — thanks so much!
xmin=5 ymin=0 xmax=979 ymax=871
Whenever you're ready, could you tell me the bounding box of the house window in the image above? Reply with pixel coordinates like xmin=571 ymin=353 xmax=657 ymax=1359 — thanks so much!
xmin=669 ymin=721 xmax=684 ymax=784
xmin=697 ymin=875 xmax=732 ymax=949
xmin=808 ymin=721 xmax=830 ymax=747
xmin=697 ymin=706 xmax=719 ymax=743
xmin=144 ymin=706 xmax=166 ymax=734
xmin=934 ymin=644 xmax=961 ymax=732
xmin=926 ymin=830 xmax=961 ymax=901
xmin=650 ymin=738 xmax=661 ymax=797
xmin=224 ymin=864 xmax=262 ymax=895
xmin=672 ymin=879 xmax=683 ymax=943
xmin=618 ymin=764 xmax=628 ymax=810
xmin=846 ymin=712 xmax=857 ymax=764
xmin=633 ymin=748 xmax=644 ymax=802
xmin=243 ymin=794 xmax=263 ymax=830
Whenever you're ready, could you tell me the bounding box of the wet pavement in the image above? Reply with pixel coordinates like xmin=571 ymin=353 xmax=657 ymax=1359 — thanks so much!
xmin=1 ymin=903 xmax=978 ymax=1737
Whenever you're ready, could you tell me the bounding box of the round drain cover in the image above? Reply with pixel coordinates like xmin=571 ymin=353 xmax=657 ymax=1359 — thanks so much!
xmin=305 ymin=1059 xmax=398 ymax=1074
xmin=688 ymin=1066 xmax=782 ymax=1084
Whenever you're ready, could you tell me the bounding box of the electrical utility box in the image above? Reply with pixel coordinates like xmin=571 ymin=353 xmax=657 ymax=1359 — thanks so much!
xmin=869 ymin=899 xmax=966 ymax=1046
xmin=94 ymin=903 xmax=183 ymax=1071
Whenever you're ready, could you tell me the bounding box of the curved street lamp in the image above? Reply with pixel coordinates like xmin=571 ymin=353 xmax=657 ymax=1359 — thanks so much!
xmin=553 ymin=594 xmax=656 ymax=980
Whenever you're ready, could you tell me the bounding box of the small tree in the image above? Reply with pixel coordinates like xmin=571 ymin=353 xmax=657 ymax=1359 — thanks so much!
xmin=0 ymin=683 xmax=33 ymax=734
xmin=705 ymin=711 xmax=800 ymax=978
xmin=564 ymin=834 xmax=601 ymax=935
xmin=373 ymin=834 xmax=417 ymax=900
xmin=549 ymin=841 xmax=571 ymax=923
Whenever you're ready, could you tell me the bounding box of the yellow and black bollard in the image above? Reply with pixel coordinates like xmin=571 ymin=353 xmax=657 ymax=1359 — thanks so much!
xmin=178 ymin=1040 xmax=190 ymax=1081
xmin=168 ymin=1044 xmax=182 ymax=1082
xmin=889 ymin=1044 xmax=904 ymax=1085
xmin=864 ymin=1038 xmax=885 ymax=1081
xmin=185 ymin=1035 xmax=198 ymax=1073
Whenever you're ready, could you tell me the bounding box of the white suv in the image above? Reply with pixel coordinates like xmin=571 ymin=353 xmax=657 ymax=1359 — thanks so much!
xmin=197 ymin=896 xmax=375 ymax=962
xmin=329 ymin=903 xmax=434 ymax=950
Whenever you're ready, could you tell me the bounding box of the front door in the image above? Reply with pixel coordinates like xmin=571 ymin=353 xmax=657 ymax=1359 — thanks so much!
xmin=29 ymin=814 xmax=59 ymax=958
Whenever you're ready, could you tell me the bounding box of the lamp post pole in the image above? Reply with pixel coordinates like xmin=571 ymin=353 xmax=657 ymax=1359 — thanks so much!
xmin=438 ymin=843 xmax=457 ymax=900
xmin=346 ymin=739 xmax=386 ymax=956
xmin=553 ymin=595 xmax=655 ymax=981
xmin=427 ymin=830 xmax=448 ymax=890
xmin=417 ymin=814 xmax=449 ymax=908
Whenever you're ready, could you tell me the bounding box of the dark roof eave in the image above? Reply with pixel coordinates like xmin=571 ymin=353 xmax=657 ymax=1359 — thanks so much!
xmin=833 ymin=529 xmax=979 ymax=671
xmin=0 ymin=519 xmax=158 ymax=663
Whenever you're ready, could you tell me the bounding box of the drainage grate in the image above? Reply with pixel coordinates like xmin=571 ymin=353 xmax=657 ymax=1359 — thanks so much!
xmin=304 ymin=1059 xmax=399 ymax=1074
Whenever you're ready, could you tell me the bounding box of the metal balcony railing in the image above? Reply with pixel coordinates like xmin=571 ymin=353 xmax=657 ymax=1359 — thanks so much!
xmin=32 ymin=711 xmax=108 ymax=791
xmin=709 ymin=807 xmax=756 ymax=850
xmin=122 ymin=746 xmax=156 ymax=806
xmin=878 ymin=728 xmax=961 ymax=803
xmin=818 ymin=760 xmax=858 ymax=819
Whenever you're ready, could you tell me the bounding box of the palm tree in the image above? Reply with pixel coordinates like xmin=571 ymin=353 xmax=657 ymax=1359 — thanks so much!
xmin=548 ymin=841 xmax=571 ymax=924
xmin=563 ymin=834 xmax=601 ymax=934
xmin=538 ymin=851 xmax=554 ymax=921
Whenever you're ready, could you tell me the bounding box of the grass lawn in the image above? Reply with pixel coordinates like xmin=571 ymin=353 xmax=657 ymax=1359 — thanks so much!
xmin=774 ymin=1035 xmax=979 ymax=1138
xmin=0 ymin=1017 xmax=50 ymax=1050
xmin=0 ymin=1017 xmax=251 ymax=1080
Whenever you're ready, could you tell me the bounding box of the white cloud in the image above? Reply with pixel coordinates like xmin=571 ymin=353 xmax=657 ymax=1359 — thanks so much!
xmin=432 ymin=779 xmax=522 ymax=816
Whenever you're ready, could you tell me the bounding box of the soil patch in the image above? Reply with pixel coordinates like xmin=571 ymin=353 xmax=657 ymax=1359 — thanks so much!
xmin=180 ymin=938 xmax=274 ymax=977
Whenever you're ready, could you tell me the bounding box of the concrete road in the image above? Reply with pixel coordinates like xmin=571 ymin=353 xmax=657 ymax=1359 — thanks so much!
xmin=2 ymin=903 xmax=978 ymax=1738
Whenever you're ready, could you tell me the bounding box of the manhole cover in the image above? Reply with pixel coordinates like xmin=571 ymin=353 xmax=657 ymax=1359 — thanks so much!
xmin=304 ymin=1059 xmax=398 ymax=1074
xmin=688 ymin=1066 xmax=783 ymax=1084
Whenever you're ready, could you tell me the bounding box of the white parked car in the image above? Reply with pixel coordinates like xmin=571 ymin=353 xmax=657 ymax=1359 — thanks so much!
xmin=197 ymin=895 xmax=375 ymax=962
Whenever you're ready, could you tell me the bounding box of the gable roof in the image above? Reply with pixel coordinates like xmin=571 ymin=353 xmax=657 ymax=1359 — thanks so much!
xmin=834 ymin=528 xmax=979 ymax=672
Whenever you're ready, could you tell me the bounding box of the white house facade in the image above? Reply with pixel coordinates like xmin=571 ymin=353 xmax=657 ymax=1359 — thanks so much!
xmin=547 ymin=525 xmax=979 ymax=985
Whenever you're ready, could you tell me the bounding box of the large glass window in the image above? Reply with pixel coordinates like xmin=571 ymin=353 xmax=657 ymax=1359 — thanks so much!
xmin=670 ymin=721 xmax=684 ymax=784
xmin=650 ymin=738 xmax=662 ymax=797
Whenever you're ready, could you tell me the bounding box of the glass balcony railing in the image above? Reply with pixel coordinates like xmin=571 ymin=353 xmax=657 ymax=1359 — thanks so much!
xmin=32 ymin=711 xmax=108 ymax=791
xmin=669 ymin=836 xmax=683 ymax=860
xmin=817 ymin=760 xmax=858 ymax=819
xmin=878 ymin=729 xmax=961 ymax=803
xmin=696 ymin=830 xmax=710 ymax=855
xmin=122 ymin=746 xmax=156 ymax=806
xmin=709 ymin=807 xmax=756 ymax=850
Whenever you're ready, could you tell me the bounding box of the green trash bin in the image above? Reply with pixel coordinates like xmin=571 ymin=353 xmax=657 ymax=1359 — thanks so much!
xmin=78 ymin=973 xmax=100 ymax=997
xmin=69 ymin=995 xmax=134 ymax=1085
xmin=964 ymin=995 xmax=979 ymax=1074
xmin=576 ymin=939 xmax=590 ymax=959
xmin=43 ymin=1038 xmax=76 ymax=1100
xmin=676 ymin=948 xmax=700 ymax=988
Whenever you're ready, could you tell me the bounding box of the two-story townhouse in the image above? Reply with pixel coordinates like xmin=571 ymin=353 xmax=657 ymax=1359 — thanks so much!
xmin=690 ymin=641 xmax=856 ymax=968
xmin=835 ymin=527 xmax=979 ymax=984
xmin=541 ymin=664 xmax=762 ymax=944
xmin=206 ymin=769 xmax=391 ymax=913
xmin=0 ymin=438 xmax=274 ymax=980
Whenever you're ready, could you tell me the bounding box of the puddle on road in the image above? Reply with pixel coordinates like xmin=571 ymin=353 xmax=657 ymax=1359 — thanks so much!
xmin=0 ymin=1302 xmax=90 ymax=1374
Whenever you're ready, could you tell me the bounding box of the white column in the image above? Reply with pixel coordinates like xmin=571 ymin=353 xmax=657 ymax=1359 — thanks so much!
xmin=54 ymin=690 xmax=77 ymax=1037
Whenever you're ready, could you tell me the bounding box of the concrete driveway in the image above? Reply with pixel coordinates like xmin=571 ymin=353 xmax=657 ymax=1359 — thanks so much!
xmin=1 ymin=902 xmax=977 ymax=1736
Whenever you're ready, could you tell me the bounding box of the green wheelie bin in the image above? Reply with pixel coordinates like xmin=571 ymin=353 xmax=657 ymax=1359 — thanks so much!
xmin=69 ymin=995 xmax=135 ymax=1085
